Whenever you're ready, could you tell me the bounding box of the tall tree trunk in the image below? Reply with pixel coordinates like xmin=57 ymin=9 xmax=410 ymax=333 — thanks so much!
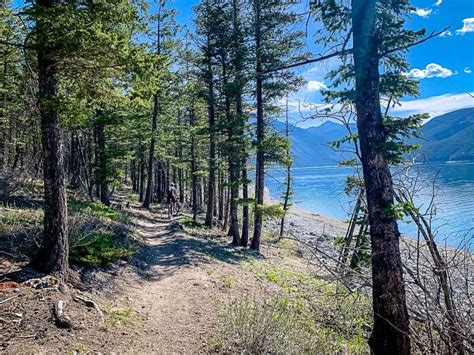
xmin=190 ymin=107 xmax=198 ymax=221
xmin=143 ymin=93 xmax=159 ymax=208
xmin=139 ymin=144 xmax=146 ymax=203
xmin=32 ymin=0 xmax=69 ymax=279
xmin=218 ymin=168 xmax=224 ymax=223
xmin=240 ymin=158 xmax=249 ymax=247
xmin=251 ymin=0 xmax=264 ymax=252
xmin=352 ymin=0 xmax=410 ymax=352
xmin=0 ymin=57 xmax=7 ymax=172
xmin=204 ymin=32 xmax=216 ymax=228
xmin=95 ymin=117 xmax=110 ymax=206
xmin=279 ymin=97 xmax=291 ymax=238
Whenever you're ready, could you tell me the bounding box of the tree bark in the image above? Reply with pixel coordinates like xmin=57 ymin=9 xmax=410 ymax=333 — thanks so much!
xmin=352 ymin=0 xmax=411 ymax=352
xmin=251 ymin=0 xmax=264 ymax=252
xmin=279 ymin=98 xmax=291 ymax=238
xmin=240 ymin=159 xmax=249 ymax=247
xmin=139 ymin=144 xmax=146 ymax=203
xmin=32 ymin=0 xmax=69 ymax=280
xmin=94 ymin=117 xmax=110 ymax=206
xmin=204 ymin=31 xmax=216 ymax=228
xmin=0 ymin=57 xmax=7 ymax=172
xmin=143 ymin=93 xmax=159 ymax=208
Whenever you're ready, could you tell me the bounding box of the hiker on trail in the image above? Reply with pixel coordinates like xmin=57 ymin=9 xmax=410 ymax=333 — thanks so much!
xmin=167 ymin=183 xmax=178 ymax=218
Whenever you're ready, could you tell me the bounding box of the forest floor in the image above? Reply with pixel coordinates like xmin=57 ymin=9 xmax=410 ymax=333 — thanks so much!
xmin=1 ymin=202 xmax=333 ymax=353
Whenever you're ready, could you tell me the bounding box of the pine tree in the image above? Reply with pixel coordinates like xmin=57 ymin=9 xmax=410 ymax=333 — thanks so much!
xmin=250 ymin=0 xmax=305 ymax=252
xmin=313 ymin=0 xmax=430 ymax=351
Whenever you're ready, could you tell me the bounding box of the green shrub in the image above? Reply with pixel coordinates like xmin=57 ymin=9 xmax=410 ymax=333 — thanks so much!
xmin=181 ymin=219 xmax=206 ymax=229
xmin=69 ymin=232 xmax=133 ymax=268
xmin=211 ymin=292 xmax=369 ymax=354
xmin=210 ymin=296 xmax=339 ymax=354
xmin=246 ymin=263 xmax=371 ymax=353
xmin=68 ymin=199 xmax=129 ymax=223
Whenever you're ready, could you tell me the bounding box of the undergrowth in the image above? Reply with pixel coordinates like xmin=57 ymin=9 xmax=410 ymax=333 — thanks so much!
xmin=68 ymin=199 xmax=136 ymax=268
xmin=0 ymin=183 xmax=136 ymax=268
xmin=211 ymin=260 xmax=371 ymax=353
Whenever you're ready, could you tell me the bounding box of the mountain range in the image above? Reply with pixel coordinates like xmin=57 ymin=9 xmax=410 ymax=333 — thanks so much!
xmin=272 ymin=107 xmax=474 ymax=167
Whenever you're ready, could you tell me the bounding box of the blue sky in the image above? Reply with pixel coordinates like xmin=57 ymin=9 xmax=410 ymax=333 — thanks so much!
xmin=171 ymin=0 xmax=474 ymax=126
xmin=12 ymin=0 xmax=474 ymax=125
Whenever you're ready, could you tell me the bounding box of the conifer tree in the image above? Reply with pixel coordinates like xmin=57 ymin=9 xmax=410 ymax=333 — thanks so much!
xmin=312 ymin=0 xmax=429 ymax=351
xmin=250 ymin=0 xmax=305 ymax=251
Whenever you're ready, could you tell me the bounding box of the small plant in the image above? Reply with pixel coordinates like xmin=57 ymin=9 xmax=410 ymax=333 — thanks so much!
xmin=103 ymin=305 xmax=135 ymax=328
xmin=210 ymin=296 xmax=318 ymax=353
xmin=68 ymin=199 xmax=130 ymax=223
xmin=69 ymin=233 xmax=133 ymax=267
xmin=222 ymin=276 xmax=233 ymax=288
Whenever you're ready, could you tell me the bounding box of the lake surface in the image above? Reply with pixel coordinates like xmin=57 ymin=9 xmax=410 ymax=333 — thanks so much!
xmin=266 ymin=162 xmax=474 ymax=249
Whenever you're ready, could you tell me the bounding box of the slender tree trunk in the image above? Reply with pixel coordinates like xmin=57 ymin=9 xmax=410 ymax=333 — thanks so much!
xmin=339 ymin=190 xmax=363 ymax=268
xmin=32 ymin=0 xmax=69 ymax=279
xmin=240 ymin=158 xmax=249 ymax=247
xmin=251 ymin=0 xmax=264 ymax=252
xmin=226 ymin=68 xmax=241 ymax=244
xmin=0 ymin=58 xmax=7 ymax=172
xmin=218 ymin=168 xmax=224 ymax=223
xmin=190 ymin=107 xmax=198 ymax=221
xmin=139 ymin=145 xmax=146 ymax=203
xmin=143 ymin=93 xmax=159 ymax=208
xmin=204 ymin=32 xmax=216 ymax=228
xmin=279 ymin=97 xmax=291 ymax=238
xmin=223 ymin=184 xmax=230 ymax=231
xmin=95 ymin=117 xmax=110 ymax=206
xmin=352 ymin=0 xmax=410 ymax=352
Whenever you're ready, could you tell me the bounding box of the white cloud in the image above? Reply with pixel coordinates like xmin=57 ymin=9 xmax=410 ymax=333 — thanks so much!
xmin=406 ymin=63 xmax=454 ymax=79
xmin=456 ymin=18 xmax=474 ymax=35
xmin=465 ymin=67 xmax=472 ymax=74
xmin=392 ymin=93 xmax=474 ymax=119
xmin=282 ymin=93 xmax=474 ymax=128
xmin=434 ymin=0 xmax=442 ymax=6
xmin=411 ymin=8 xmax=432 ymax=18
xmin=307 ymin=81 xmax=328 ymax=92
xmin=440 ymin=30 xmax=452 ymax=37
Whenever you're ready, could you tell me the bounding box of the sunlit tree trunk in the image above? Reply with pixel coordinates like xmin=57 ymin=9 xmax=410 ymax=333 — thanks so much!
xmin=352 ymin=0 xmax=410 ymax=352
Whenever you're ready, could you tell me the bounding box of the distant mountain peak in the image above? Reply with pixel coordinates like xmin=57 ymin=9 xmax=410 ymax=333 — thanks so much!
xmin=272 ymin=108 xmax=474 ymax=167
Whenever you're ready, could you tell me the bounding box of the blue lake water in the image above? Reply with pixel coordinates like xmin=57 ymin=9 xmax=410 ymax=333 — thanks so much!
xmin=266 ymin=162 xmax=474 ymax=249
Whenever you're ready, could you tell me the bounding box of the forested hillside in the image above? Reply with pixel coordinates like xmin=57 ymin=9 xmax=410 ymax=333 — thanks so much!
xmin=1 ymin=0 xmax=472 ymax=353
xmin=413 ymin=107 xmax=474 ymax=161
xmin=274 ymin=108 xmax=474 ymax=167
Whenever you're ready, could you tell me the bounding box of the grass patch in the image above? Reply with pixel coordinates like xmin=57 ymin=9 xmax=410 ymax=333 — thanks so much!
xmin=103 ymin=305 xmax=135 ymax=328
xmin=237 ymin=262 xmax=371 ymax=353
xmin=67 ymin=197 xmax=137 ymax=268
xmin=211 ymin=296 xmax=328 ymax=353
xmin=222 ymin=275 xmax=233 ymax=288
xmin=0 ymin=208 xmax=42 ymax=234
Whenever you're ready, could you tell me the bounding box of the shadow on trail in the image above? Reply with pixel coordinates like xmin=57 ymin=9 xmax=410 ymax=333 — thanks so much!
xmin=135 ymin=224 xmax=246 ymax=282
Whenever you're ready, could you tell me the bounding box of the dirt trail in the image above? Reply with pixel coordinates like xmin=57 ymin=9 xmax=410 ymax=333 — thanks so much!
xmin=2 ymin=206 xmax=272 ymax=353
xmin=109 ymin=208 xmax=251 ymax=353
